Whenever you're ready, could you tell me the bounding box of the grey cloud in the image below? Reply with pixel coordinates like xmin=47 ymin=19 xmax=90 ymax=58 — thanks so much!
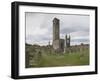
xmin=71 ymin=38 xmax=89 ymax=42
xmin=26 ymin=34 xmax=52 ymax=44
xmin=26 ymin=12 xmax=90 ymax=45
xmin=60 ymin=26 xmax=89 ymax=34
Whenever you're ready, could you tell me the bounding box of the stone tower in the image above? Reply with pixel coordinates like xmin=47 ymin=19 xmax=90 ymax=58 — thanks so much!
xmin=52 ymin=18 xmax=71 ymax=52
xmin=52 ymin=18 xmax=60 ymax=51
xmin=53 ymin=18 xmax=60 ymax=41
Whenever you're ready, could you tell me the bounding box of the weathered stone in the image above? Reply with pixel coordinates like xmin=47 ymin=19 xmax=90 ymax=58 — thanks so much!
xmin=52 ymin=18 xmax=71 ymax=53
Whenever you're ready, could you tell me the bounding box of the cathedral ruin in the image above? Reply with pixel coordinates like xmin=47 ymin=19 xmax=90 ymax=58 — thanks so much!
xmin=52 ymin=18 xmax=70 ymax=52
xmin=25 ymin=17 xmax=89 ymax=68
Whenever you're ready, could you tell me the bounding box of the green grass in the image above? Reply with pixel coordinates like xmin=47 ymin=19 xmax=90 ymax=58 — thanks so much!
xmin=27 ymin=48 xmax=89 ymax=67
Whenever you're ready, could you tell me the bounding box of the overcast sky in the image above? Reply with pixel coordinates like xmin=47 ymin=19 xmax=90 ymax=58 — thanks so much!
xmin=25 ymin=12 xmax=90 ymax=46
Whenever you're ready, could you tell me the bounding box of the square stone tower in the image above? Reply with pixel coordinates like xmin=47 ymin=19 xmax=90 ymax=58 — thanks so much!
xmin=53 ymin=18 xmax=60 ymax=41
xmin=52 ymin=18 xmax=70 ymax=53
xmin=52 ymin=18 xmax=60 ymax=51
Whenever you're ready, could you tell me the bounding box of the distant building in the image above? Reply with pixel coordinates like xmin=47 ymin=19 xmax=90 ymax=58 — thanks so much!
xmin=52 ymin=18 xmax=70 ymax=52
xmin=65 ymin=35 xmax=70 ymax=48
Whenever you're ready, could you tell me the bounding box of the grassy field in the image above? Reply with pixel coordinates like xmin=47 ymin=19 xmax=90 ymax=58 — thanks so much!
xmin=25 ymin=44 xmax=89 ymax=68
xmin=36 ymin=49 xmax=89 ymax=67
